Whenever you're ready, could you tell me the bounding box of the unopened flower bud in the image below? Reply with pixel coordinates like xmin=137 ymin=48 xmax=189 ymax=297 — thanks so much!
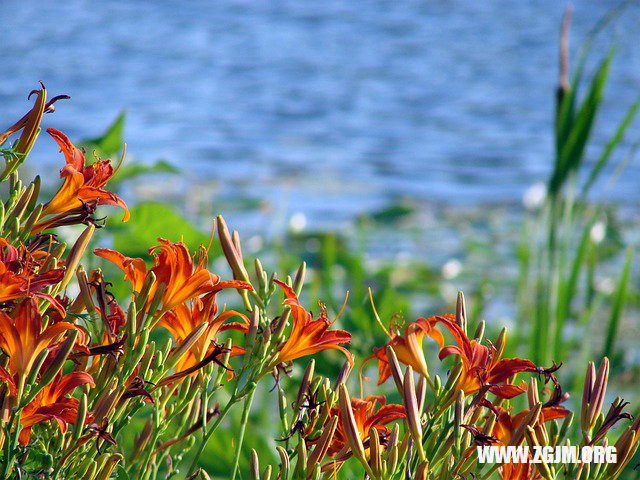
xmin=455 ymin=291 xmax=467 ymax=333
xmin=295 ymin=359 xmax=315 ymax=411
xmin=386 ymin=346 xmax=404 ymax=393
xmin=369 ymin=427 xmax=382 ymax=475
xmin=250 ymin=449 xmax=260 ymax=480
xmin=403 ymin=366 xmax=426 ymax=461
xmin=276 ymin=446 xmax=290 ymax=480
xmin=307 ymin=416 xmax=338 ymax=477
xmin=510 ymin=403 xmax=542 ymax=446
xmin=337 ymin=384 xmax=366 ymax=462
xmin=59 ymin=225 xmax=95 ymax=291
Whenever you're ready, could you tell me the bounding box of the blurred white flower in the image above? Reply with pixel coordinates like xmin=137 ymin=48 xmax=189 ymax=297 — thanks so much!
xmin=523 ymin=182 xmax=546 ymax=210
xmin=595 ymin=276 xmax=614 ymax=295
xmin=289 ymin=212 xmax=307 ymax=232
xmin=590 ymin=221 xmax=606 ymax=244
xmin=246 ymin=235 xmax=263 ymax=253
xmin=442 ymin=259 xmax=462 ymax=279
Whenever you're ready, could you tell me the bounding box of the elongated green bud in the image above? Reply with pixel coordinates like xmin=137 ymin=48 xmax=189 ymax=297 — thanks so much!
xmin=294 ymin=437 xmax=308 ymax=476
xmin=306 ymin=416 xmax=338 ymax=477
xmin=338 ymin=384 xmax=366 ymax=463
xmin=71 ymin=393 xmax=88 ymax=444
xmin=164 ymin=322 xmax=208 ymax=373
xmin=95 ymin=453 xmax=122 ymax=480
xmin=403 ymin=366 xmax=426 ymax=461
xmin=39 ymin=329 xmax=79 ymax=387
xmin=294 ymin=261 xmax=306 ymax=296
xmin=20 ymin=203 xmax=42 ymax=240
xmin=59 ymin=225 xmax=95 ymax=292
xmin=455 ymin=291 xmax=467 ymax=333
xmin=250 ymin=449 xmax=260 ymax=480
xmin=295 ymin=359 xmax=315 ymax=411
xmin=276 ymin=446 xmax=290 ymax=479
xmin=23 ymin=348 xmax=49 ymax=398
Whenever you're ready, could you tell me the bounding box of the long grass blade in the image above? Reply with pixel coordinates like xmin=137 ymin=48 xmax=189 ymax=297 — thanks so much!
xmin=602 ymin=247 xmax=633 ymax=358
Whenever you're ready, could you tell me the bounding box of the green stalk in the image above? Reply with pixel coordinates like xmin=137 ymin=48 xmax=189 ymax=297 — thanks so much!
xmin=186 ymin=393 xmax=238 ymax=476
xmin=230 ymin=387 xmax=257 ymax=480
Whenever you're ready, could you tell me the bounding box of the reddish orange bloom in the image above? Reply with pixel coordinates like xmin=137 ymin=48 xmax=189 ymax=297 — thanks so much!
xmin=361 ymin=315 xmax=451 ymax=385
xmin=159 ymin=291 xmax=249 ymax=373
xmin=273 ymin=280 xmax=352 ymax=365
xmin=0 ymin=298 xmax=75 ymax=392
xmin=485 ymin=402 xmax=571 ymax=445
xmin=19 ymin=371 xmax=94 ymax=445
xmin=95 ymin=239 xmax=252 ymax=314
xmin=40 ymin=128 xmax=129 ymax=222
xmin=0 ymin=239 xmax=65 ymax=307
xmin=326 ymin=395 xmax=405 ymax=457
xmin=438 ymin=317 xmax=537 ymax=399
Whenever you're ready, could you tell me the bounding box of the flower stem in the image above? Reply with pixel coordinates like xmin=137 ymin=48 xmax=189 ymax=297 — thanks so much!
xmin=186 ymin=394 xmax=237 ymax=476
xmin=231 ymin=387 xmax=256 ymax=480
xmin=229 ymin=387 xmax=257 ymax=480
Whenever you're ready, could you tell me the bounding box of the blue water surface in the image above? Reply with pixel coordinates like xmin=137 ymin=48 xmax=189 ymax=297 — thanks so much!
xmin=1 ymin=0 xmax=639 ymax=228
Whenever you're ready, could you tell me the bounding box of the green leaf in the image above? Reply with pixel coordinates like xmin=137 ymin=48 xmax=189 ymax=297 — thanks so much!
xmin=550 ymin=49 xmax=613 ymax=196
xmin=116 ymin=465 xmax=130 ymax=480
xmin=109 ymin=201 xmax=209 ymax=258
xmin=581 ymin=97 xmax=640 ymax=196
xmin=603 ymin=247 xmax=633 ymax=358
xmin=80 ymin=111 xmax=126 ymax=157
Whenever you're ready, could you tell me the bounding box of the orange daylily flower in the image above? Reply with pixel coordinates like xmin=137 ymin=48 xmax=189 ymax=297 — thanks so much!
xmin=19 ymin=371 xmax=94 ymax=445
xmin=0 ymin=238 xmax=65 ymax=308
xmin=483 ymin=401 xmax=571 ymax=445
xmin=272 ymin=280 xmax=352 ymax=365
xmin=159 ymin=290 xmax=249 ymax=374
xmin=95 ymin=239 xmax=252 ymax=314
xmin=0 ymin=298 xmax=75 ymax=392
xmin=39 ymin=128 xmax=129 ymax=224
xmin=326 ymin=395 xmax=405 ymax=457
xmin=361 ymin=314 xmax=452 ymax=385
xmin=438 ymin=317 xmax=537 ymax=399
